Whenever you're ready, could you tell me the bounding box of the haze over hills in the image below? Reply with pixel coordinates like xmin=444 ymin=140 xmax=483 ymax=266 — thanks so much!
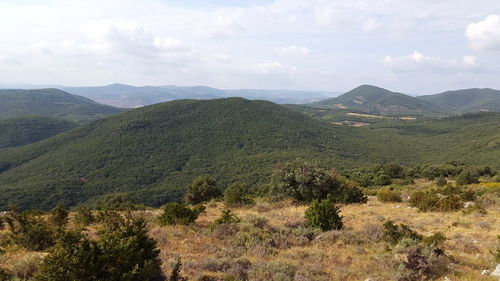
xmin=0 ymin=97 xmax=499 ymax=210
xmin=310 ymin=85 xmax=448 ymax=116
xmin=417 ymin=88 xmax=500 ymax=113
xmin=0 ymin=89 xmax=125 ymax=122
xmin=61 ymin=84 xmax=336 ymax=107
xmin=0 ymin=116 xmax=77 ymax=149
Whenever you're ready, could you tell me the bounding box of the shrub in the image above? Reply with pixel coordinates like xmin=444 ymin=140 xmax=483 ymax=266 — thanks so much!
xmin=456 ymin=170 xmax=479 ymax=185
xmin=382 ymin=221 xmax=422 ymax=245
xmin=304 ymin=196 xmax=343 ymax=231
xmin=269 ymin=160 xmax=366 ymax=204
xmin=396 ymin=245 xmax=450 ymax=281
xmin=377 ymin=189 xmax=402 ymax=203
xmin=435 ymin=177 xmax=447 ymax=187
xmin=170 ymin=258 xmax=188 ymax=281
xmin=0 ymin=269 xmax=12 ymax=281
xmin=158 ymin=203 xmax=205 ymax=226
xmin=224 ymin=183 xmax=254 ymax=206
xmin=248 ymin=260 xmax=296 ymax=281
xmin=184 ymin=175 xmax=222 ymax=204
xmin=409 ymin=187 xmax=472 ymax=212
xmin=73 ymin=206 xmax=95 ymax=226
xmin=34 ymin=215 xmax=163 ymax=281
xmin=4 ymin=209 xmax=56 ymax=251
xmin=85 ymin=193 xmax=144 ymax=211
xmin=48 ymin=203 xmax=68 ymax=228
xmin=210 ymin=209 xmax=241 ymax=231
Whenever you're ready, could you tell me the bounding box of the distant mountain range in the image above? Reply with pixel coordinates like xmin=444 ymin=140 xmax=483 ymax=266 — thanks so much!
xmin=0 ymin=89 xmax=125 ymax=122
xmin=310 ymin=85 xmax=500 ymax=116
xmin=60 ymin=84 xmax=336 ymax=107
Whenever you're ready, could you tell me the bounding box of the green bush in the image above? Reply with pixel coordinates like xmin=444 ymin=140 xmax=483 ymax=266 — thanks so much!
xmin=85 ymin=193 xmax=144 ymax=211
xmin=269 ymin=160 xmax=366 ymax=204
xmin=224 ymin=183 xmax=254 ymax=206
xmin=304 ymin=196 xmax=343 ymax=231
xmin=382 ymin=221 xmax=422 ymax=245
xmin=158 ymin=203 xmax=205 ymax=226
xmin=48 ymin=203 xmax=69 ymax=228
xmin=456 ymin=170 xmax=479 ymax=185
xmin=435 ymin=177 xmax=447 ymax=187
xmin=73 ymin=206 xmax=95 ymax=226
xmin=4 ymin=209 xmax=56 ymax=251
xmin=210 ymin=209 xmax=241 ymax=231
xmin=34 ymin=215 xmax=162 ymax=281
xmin=409 ymin=186 xmax=472 ymax=212
xmin=377 ymin=189 xmax=402 ymax=203
xmin=184 ymin=175 xmax=222 ymax=205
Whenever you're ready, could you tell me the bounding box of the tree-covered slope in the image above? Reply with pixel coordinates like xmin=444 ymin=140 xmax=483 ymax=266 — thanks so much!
xmin=312 ymin=85 xmax=447 ymax=116
xmin=0 ymin=89 xmax=125 ymax=122
xmin=0 ymin=116 xmax=77 ymax=148
xmin=417 ymin=88 xmax=500 ymax=113
xmin=0 ymin=98 xmax=416 ymax=210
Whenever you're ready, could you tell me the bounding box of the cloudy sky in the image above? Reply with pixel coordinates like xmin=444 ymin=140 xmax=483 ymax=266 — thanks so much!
xmin=1 ymin=0 xmax=500 ymax=94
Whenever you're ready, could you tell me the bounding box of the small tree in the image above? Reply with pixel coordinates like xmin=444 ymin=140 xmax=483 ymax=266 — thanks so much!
xmin=48 ymin=203 xmax=69 ymax=228
xmin=224 ymin=183 xmax=254 ymax=206
xmin=34 ymin=214 xmax=163 ymax=281
xmin=4 ymin=208 xmax=56 ymax=251
xmin=73 ymin=206 xmax=95 ymax=226
xmin=304 ymin=196 xmax=343 ymax=231
xmin=456 ymin=170 xmax=479 ymax=185
xmin=184 ymin=175 xmax=221 ymax=204
xmin=158 ymin=203 xmax=205 ymax=226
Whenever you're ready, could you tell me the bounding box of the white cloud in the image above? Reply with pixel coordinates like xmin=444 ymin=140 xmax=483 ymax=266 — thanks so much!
xmin=466 ymin=15 xmax=500 ymax=51
xmin=276 ymin=45 xmax=310 ymax=56
xmin=462 ymin=55 xmax=477 ymax=66
xmin=383 ymin=51 xmax=477 ymax=72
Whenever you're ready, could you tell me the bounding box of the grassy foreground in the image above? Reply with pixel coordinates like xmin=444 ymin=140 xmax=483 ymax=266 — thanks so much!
xmin=3 ymin=187 xmax=499 ymax=280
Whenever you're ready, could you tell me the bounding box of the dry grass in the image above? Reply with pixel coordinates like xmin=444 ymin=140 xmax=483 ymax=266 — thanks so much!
xmin=1 ymin=192 xmax=499 ymax=281
xmin=144 ymin=196 xmax=500 ymax=281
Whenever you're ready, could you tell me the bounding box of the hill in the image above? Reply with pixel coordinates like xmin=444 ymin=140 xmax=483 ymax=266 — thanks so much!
xmin=0 ymin=89 xmax=125 ymax=122
xmin=0 ymin=98 xmax=418 ymax=210
xmin=62 ymin=84 xmax=333 ymax=107
xmin=312 ymin=85 xmax=447 ymax=116
xmin=417 ymin=88 xmax=500 ymax=113
xmin=0 ymin=98 xmax=499 ymax=210
xmin=0 ymin=116 xmax=77 ymax=149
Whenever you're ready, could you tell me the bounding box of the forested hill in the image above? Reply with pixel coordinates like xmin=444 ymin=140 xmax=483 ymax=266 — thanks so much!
xmin=0 ymin=98 xmax=499 ymax=210
xmin=311 ymin=85 xmax=446 ymax=116
xmin=417 ymin=88 xmax=500 ymax=113
xmin=0 ymin=116 xmax=77 ymax=149
xmin=0 ymin=98 xmax=417 ymax=210
xmin=0 ymin=88 xmax=125 ymax=122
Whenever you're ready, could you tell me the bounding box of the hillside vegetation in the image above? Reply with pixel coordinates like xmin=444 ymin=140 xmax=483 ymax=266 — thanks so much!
xmin=418 ymin=88 xmax=500 ymax=113
xmin=0 ymin=98 xmax=409 ymax=210
xmin=0 ymin=116 xmax=77 ymax=149
xmin=0 ymin=89 xmax=125 ymax=122
xmin=0 ymin=98 xmax=499 ymax=210
xmin=311 ymin=85 xmax=446 ymax=116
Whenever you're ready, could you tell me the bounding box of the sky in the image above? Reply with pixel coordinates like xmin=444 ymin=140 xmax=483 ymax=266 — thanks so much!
xmin=1 ymin=0 xmax=500 ymax=94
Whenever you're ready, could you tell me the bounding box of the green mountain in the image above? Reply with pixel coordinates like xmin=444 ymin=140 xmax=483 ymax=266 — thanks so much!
xmin=0 ymin=116 xmax=77 ymax=149
xmin=0 ymin=98 xmax=420 ymax=210
xmin=417 ymin=88 xmax=500 ymax=113
xmin=312 ymin=85 xmax=447 ymax=116
xmin=0 ymin=98 xmax=498 ymax=210
xmin=0 ymin=89 xmax=125 ymax=122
